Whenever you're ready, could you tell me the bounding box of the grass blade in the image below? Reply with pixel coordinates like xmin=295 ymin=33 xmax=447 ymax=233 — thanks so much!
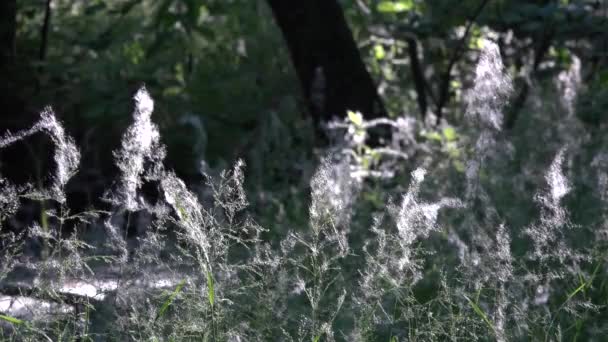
xmin=464 ymin=294 xmax=496 ymax=334
xmin=206 ymin=270 xmax=215 ymax=307
xmin=156 ymin=279 xmax=186 ymax=321
xmin=0 ymin=313 xmax=25 ymax=325
xmin=566 ymin=282 xmax=586 ymax=303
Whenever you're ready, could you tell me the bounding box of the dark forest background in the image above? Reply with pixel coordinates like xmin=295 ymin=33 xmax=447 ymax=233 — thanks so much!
xmin=1 ymin=1 xmax=608 ymax=339
xmin=3 ymin=0 xmax=606 ymax=194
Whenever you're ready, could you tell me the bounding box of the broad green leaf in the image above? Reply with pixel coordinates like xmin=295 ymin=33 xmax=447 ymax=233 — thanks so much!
xmin=377 ymin=1 xmax=413 ymax=13
xmin=446 ymin=143 xmax=461 ymax=158
xmin=374 ymin=44 xmax=386 ymax=60
xmin=347 ymin=110 xmax=364 ymax=127
xmin=471 ymin=37 xmax=484 ymax=50
xmin=362 ymin=155 xmax=371 ymax=169
xmin=442 ymin=127 xmax=457 ymax=141
xmin=467 ymin=25 xmax=483 ymax=50
xmin=453 ymin=160 xmax=466 ymax=173
xmin=423 ymin=131 xmax=443 ymax=142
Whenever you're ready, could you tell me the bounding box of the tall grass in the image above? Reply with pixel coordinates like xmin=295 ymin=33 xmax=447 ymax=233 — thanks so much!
xmin=0 ymin=41 xmax=607 ymax=341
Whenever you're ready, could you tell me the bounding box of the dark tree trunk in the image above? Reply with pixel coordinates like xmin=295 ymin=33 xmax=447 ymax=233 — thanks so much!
xmin=0 ymin=0 xmax=26 ymax=128
xmin=0 ymin=0 xmax=17 ymax=107
xmin=0 ymin=0 xmax=27 ymax=131
xmin=266 ymin=0 xmax=386 ymax=128
xmin=504 ymin=30 xmax=553 ymax=130
xmin=407 ymin=38 xmax=427 ymax=119
xmin=0 ymin=0 xmax=16 ymax=66
xmin=0 ymin=0 xmax=48 ymax=189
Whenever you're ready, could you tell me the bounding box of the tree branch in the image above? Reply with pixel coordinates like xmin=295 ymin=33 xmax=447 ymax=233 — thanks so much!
xmin=407 ymin=38 xmax=428 ymax=119
xmin=436 ymin=0 xmax=490 ymax=123
xmin=504 ymin=30 xmax=554 ymax=130
xmin=39 ymin=0 xmax=52 ymax=61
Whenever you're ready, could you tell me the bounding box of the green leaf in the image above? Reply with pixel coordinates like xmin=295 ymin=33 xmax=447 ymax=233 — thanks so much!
xmin=347 ymin=110 xmax=364 ymax=127
xmin=377 ymin=1 xmax=413 ymax=13
xmin=566 ymin=282 xmax=586 ymax=303
xmin=453 ymin=160 xmax=465 ymax=173
xmin=446 ymin=143 xmax=461 ymax=158
xmin=374 ymin=44 xmax=386 ymax=60
xmin=464 ymin=294 xmax=496 ymax=334
xmin=423 ymin=131 xmax=443 ymax=142
xmin=156 ymin=279 xmax=186 ymax=321
xmin=0 ymin=314 xmax=25 ymax=325
xmin=206 ymin=270 xmax=215 ymax=307
xmin=467 ymin=25 xmax=483 ymax=50
xmin=442 ymin=127 xmax=457 ymax=142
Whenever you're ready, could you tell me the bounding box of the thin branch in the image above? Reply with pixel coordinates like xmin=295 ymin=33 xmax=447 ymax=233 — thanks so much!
xmin=504 ymin=29 xmax=553 ymax=130
xmin=327 ymin=117 xmax=405 ymax=130
xmin=39 ymin=0 xmax=52 ymax=61
xmin=355 ymin=0 xmax=371 ymax=15
xmin=436 ymin=0 xmax=490 ymax=123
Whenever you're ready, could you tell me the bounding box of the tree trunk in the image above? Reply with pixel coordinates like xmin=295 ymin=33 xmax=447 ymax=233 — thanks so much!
xmin=0 ymin=0 xmax=17 ymax=111
xmin=0 ymin=0 xmax=16 ymax=66
xmin=266 ymin=0 xmax=386 ymax=128
xmin=0 ymin=0 xmax=45 ymax=188
xmin=0 ymin=0 xmax=26 ymax=129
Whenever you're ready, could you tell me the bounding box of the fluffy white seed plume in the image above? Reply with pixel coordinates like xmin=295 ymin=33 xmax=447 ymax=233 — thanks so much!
xmin=39 ymin=108 xmax=81 ymax=201
xmin=309 ymin=157 xmax=357 ymax=232
xmin=211 ymin=159 xmax=249 ymax=221
xmin=492 ymin=223 xmax=513 ymax=342
xmin=307 ymin=157 xmax=358 ymax=255
xmin=525 ymin=148 xmax=572 ymax=260
xmin=389 ymin=168 xmax=461 ymax=275
xmin=0 ymin=107 xmax=80 ymax=202
xmin=466 ymin=39 xmax=513 ymax=130
xmin=534 ymin=148 xmax=571 ymax=229
xmin=546 ymin=149 xmax=570 ymax=204
xmin=494 ymin=223 xmax=513 ymax=283
xmin=464 ymin=39 xmax=513 ymax=200
xmin=0 ymin=177 xmax=19 ymax=221
xmin=395 ymin=168 xmax=462 ymax=244
xmin=162 ymin=172 xmax=212 ymax=264
xmin=556 ymin=55 xmax=581 ymax=115
xmin=357 ymin=169 xmax=462 ymax=306
xmin=111 ymin=86 xmax=163 ymax=210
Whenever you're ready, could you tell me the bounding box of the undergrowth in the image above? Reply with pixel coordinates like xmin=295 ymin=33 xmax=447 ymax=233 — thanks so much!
xmin=0 ymin=40 xmax=606 ymax=341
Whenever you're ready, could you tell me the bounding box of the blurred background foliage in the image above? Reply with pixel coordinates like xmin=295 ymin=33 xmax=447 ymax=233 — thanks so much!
xmin=14 ymin=0 xmax=302 ymax=174
xmin=1 ymin=0 xmax=607 ymax=226
xmin=1 ymin=1 xmax=608 ymax=339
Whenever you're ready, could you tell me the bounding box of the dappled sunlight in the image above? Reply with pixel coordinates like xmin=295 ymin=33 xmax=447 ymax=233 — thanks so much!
xmin=1 ymin=1 xmax=607 ymax=340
